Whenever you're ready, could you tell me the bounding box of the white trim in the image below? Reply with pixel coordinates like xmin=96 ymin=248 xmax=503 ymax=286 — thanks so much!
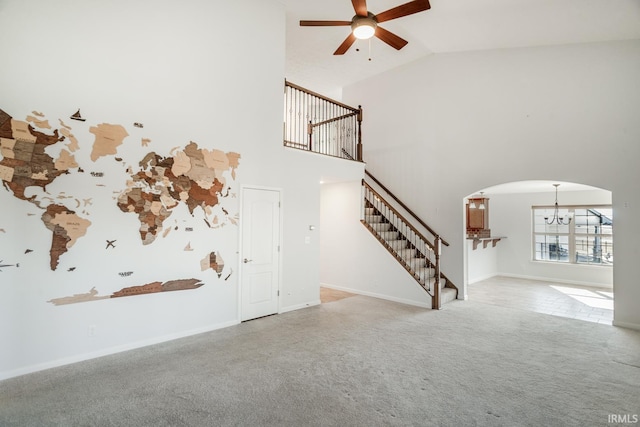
xmin=612 ymin=320 xmax=640 ymax=331
xmin=0 ymin=320 xmax=239 ymax=382
xmin=468 ymin=272 xmax=499 ymax=284
xmin=531 ymin=205 xmax=613 ymax=267
xmin=320 ymin=283 xmax=431 ymax=309
xmin=498 ymin=272 xmax=613 ymax=289
xmin=529 ymin=259 xmax=613 ymax=269
xmin=238 ymin=185 xmax=284 ymax=322
xmin=280 ymin=300 xmax=321 ymax=313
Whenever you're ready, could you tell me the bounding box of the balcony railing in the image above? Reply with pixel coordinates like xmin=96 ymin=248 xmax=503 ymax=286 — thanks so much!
xmin=284 ymin=80 xmax=362 ymax=162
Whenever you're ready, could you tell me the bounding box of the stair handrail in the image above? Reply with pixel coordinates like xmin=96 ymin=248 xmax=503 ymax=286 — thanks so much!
xmin=365 ymin=170 xmax=450 ymax=247
xmin=310 ymin=111 xmax=359 ymax=129
xmin=285 ymin=80 xmax=359 ymax=112
xmin=363 ymin=180 xmax=437 ymax=254
xmin=362 ymin=180 xmax=442 ymax=308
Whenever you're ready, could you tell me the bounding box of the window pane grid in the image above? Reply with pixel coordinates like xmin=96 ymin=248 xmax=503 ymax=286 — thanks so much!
xmin=532 ymin=205 xmax=612 ymax=266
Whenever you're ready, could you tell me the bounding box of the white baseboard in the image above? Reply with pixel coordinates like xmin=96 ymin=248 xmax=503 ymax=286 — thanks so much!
xmin=0 ymin=320 xmax=240 ymax=382
xmin=612 ymin=320 xmax=640 ymax=331
xmin=280 ymin=300 xmax=321 ymax=314
xmin=497 ymin=273 xmax=613 ymax=289
xmin=468 ymin=273 xmax=499 ymax=284
xmin=321 ymin=283 xmax=431 ymax=309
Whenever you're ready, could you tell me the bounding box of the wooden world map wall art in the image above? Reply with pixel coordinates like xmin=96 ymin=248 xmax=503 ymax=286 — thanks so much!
xmin=47 ymin=279 xmax=204 ymax=306
xmin=0 ymin=107 xmax=240 ymax=305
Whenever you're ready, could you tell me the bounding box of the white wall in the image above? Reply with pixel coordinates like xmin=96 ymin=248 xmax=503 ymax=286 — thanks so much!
xmin=320 ymin=180 xmax=432 ymax=307
xmin=486 ymin=189 xmax=613 ymax=288
xmin=0 ymin=0 xmax=346 ymax=380
xmin=466 ymin=240 xmax=499 ymax=285
xmin=343 ymin=40 xmax=640 ymax=329
xmin=280 ymin=150 xmax=365 ymax=312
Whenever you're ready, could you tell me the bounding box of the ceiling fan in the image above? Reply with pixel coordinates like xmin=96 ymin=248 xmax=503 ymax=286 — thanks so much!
xmin=300 ymin=0 xmax=431 ymax=55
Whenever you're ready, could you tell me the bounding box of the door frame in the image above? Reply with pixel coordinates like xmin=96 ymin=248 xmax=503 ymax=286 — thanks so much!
xmin=238 ymin=185 xmax=284 ymax=322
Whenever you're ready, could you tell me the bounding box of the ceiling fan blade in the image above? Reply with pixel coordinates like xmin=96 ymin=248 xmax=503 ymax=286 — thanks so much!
xmin=334 ymin=33 xmax=357 ymax=55
xmin=375 ymin=26 xmax=408 ymax=50
xmin=300 ymin=20 xmax=352 ymax=26
xmin=352 ymin=0 xmax=368 ymax=17
xmin=375 ymin=0 xmax=430 ymax=23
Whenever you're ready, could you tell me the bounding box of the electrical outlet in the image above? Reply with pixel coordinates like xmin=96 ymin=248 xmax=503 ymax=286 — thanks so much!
xmin=88 ymin=324 xmax=96 ymax=337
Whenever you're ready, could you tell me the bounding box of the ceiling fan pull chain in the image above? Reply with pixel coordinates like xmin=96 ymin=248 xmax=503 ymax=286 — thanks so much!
xmin=368 ymin=38 xmax=372 ymax=61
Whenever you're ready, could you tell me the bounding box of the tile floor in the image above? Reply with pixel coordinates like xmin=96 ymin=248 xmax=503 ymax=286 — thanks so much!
xmin=467 ymin=276 xmax=613 ymax=325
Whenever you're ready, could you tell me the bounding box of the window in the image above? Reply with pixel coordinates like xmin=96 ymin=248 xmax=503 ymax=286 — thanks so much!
xmin=532 ymin=206 xmax=613 ymax=266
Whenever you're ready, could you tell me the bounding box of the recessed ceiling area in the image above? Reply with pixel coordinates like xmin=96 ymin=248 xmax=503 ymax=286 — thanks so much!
xmin=282 ymin=0 xmax=640 ymax=98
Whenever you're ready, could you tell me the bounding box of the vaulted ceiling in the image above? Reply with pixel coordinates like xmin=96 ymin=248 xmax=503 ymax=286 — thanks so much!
xmin=282 ymin=0 xmax=640 ymax=98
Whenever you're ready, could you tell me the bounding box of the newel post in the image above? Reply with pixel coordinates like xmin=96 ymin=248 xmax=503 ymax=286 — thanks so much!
xmin=356 ymin=105 xmax=363 ymax=162
xmin=360 ymin=179 xmax=366 ymax=222
xmin=433 ymin=236 xmax=442 ymax=310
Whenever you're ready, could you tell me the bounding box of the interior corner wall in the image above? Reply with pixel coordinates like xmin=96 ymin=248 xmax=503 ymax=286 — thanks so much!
xmin=280 ymin=151 xmax=365 ymax=312
xmin=343 ymin=40 xmax=640 ymax=329
xmin=320 ymin=180 xmax=432 ymax=307
xmin=466 ymin=240 xmax=498 ymax=285
xmin=0 ymin=0 xmax=291 ymax=380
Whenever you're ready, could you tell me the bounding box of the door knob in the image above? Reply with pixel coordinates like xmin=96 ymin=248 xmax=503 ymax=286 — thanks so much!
xmin=243 ymin=258 xmax=253 ymax=263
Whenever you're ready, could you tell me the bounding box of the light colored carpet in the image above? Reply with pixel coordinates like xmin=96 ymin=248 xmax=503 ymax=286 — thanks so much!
xmin=1 ymin=296 xmax=639 ymax=426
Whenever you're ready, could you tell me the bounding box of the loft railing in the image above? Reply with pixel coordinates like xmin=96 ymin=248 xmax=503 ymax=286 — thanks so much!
xmin=284 ymin=80 xmax=362 ymax=162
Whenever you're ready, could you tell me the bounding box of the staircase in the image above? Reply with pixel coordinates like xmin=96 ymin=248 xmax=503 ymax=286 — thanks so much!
xmin=362 ymin=176 xmax=458 ymax=309
xmin=282 ymin=80 xmax=456 ymax=309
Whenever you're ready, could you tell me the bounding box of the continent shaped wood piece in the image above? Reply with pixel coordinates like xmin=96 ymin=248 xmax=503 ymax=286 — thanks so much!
xmin=41 ymin=204 xmax=91 ymax=271
xmin=162 ymin=278 xmax=203 ymax=292
xmin=41 ymin=204 xmax=72 ymax=271
xmin=200 ymin=251 xmax=224 ymax=277
xmin=111 ymin=281 xmax=163 ymax=298
xmin=89 ymin=123 xmax=129 ymax=162
xmin=0 ymin=112 xmax=66 ymax=200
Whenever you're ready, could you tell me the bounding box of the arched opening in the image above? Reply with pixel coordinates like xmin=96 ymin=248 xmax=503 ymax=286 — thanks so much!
xmin=463 ymin=180 xmax=613 ymax=324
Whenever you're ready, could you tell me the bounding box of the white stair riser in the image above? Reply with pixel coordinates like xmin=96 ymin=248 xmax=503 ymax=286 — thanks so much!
xmin=417 ymin=268 xmax=436 ymax=282
xmin=365 ymin=215 xmax=383 ymax=223
xmin=387 ymin=240 xmax=407 ymax=251
xmin=364 ymin=210 xmax=457 ymax=305
xmin=397 ymin=249 xmax=416 ymax=259
xmin=379 ymin=231 xmax=399 ymax=241
xmin=407 ymin=258 xmax=426 ymax=270
xmin=370 ymin=223 xmax=391 ymax=232
xmin=440 ymin=287 xmax=457 ymax=304
xmin=422 ymin=277 xmax=449 ymax=292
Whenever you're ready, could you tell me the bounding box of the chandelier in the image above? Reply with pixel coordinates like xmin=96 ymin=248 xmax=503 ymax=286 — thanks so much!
xmin=544 ymin=184 xmax=571 ymax=225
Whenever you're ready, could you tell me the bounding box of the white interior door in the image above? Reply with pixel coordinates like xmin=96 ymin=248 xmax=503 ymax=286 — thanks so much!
xmin=240 ymin=187 xmax=281 ymax=321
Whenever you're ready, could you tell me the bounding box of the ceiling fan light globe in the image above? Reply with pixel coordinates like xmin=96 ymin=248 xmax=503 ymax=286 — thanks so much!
xmin=352 ymin=18 xmax=376 ymax=39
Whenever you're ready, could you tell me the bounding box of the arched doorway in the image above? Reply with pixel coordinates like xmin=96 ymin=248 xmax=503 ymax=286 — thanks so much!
xmin=463 ymin=180 xmax=614 ymax=324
